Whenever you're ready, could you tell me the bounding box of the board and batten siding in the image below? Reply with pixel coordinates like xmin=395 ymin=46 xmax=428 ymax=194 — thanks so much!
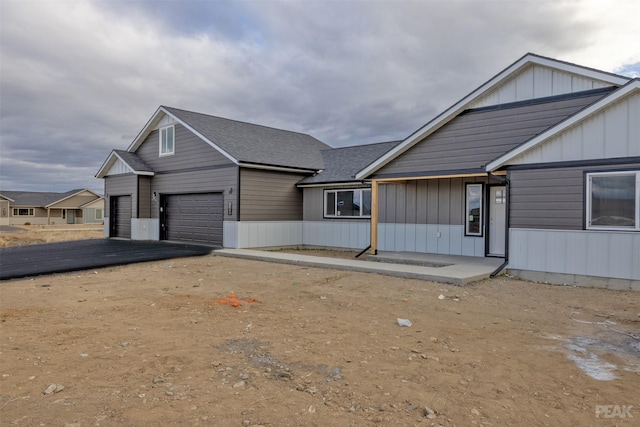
xmin=239 ymin=168 xmax=306 ymax=221
xmin=508 ymin=91 xmax=640 ymax=165
xmin=471 ymin=64 xmax=613 ymax=108
xmin=374 ymin=91 xmax=606 ymax=178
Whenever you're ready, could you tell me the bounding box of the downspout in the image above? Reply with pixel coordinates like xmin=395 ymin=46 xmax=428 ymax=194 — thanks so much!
xmin=488 ymin=172 xmax=510 ymax=277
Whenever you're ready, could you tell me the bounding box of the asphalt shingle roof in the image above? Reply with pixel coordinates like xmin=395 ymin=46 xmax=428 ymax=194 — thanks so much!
xmin=0 ymin=190 xmax=83 ymax=207
xmin=299 ymin=140 xmax=402 ymax=185
xmin=163 ymin=106 xmax=331 ymax=170
xmin=114 ymin=150 xmax=154 ymax=173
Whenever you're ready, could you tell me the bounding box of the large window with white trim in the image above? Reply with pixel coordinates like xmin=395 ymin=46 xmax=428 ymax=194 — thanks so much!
xmin=586 ymin=171 xmax=639 ymax=230
xmin=465 ymin=183 xmax=483 ymax=236
xmin=159 ymin=125 xmax=175 ymax=156
xmin=324 ymin=189 xmax=371 ymax=218
xmin=13 ymin=208 xmax=34 ymax=216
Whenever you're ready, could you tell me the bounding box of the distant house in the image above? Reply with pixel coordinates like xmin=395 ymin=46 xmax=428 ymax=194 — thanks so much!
xmin=0 ymin=189 xmax=104 ymax=226
xmin=97 ymin=54 xmax=639 ymax=288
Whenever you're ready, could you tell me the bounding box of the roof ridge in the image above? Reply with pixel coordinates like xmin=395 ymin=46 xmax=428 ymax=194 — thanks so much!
xmin=162 ymin=105 xmax=319 ymax=139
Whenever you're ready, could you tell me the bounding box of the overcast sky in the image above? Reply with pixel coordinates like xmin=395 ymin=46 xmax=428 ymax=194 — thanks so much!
xmin=1 ymin=0 xmax=639 ymax=194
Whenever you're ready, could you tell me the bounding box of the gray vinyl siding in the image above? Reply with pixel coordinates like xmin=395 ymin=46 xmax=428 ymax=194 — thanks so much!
xmin=240 ymin=168 xmax=306 ymax=221
xmin=138 ymin=176 xmax=152 ymax=218
xmin=379 ymin=177 xmax=487 ymax=225
xmin=375 ymin=92 xmax=607 ymax=178
xmin=136 ymin=124 xmax=233 ymax=171
xmin=131 ymin=121 xmax=239 ymax=221
xmin=509 ymin=161 xmax=640 ymax=230
xmin=105 ymin=174 xmax=137 ymax=217
xmin=150 ymin=167 xmax=238 ymax=221
xmin=302 ymin=185 xmax=371 ymax=222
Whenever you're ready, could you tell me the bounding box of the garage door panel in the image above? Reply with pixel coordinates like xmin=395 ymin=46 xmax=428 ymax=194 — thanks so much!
xmin=112 ymin=196 xmax=131 ymax=238
xmin=164 ymin=193 xmax=223 ymax=246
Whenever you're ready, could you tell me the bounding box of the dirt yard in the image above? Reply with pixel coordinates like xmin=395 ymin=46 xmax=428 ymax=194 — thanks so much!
xmin=0 ymin=225 xmax=103 ymax=248
xmin=1 ymin=238 xmax=639 ymax=426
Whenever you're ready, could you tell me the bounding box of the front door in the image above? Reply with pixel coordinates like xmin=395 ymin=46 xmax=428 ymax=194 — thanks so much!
xmin=488 ymin=186 xmax=506 ymax=256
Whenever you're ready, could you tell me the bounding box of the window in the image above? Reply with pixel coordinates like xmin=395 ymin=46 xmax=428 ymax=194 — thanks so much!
xmin=324 ymin=189 xmax=371 ymax=218
xmin=587 ymin=171 xmax=639 ymax=230
xmin=13 ymin=208 xmax=34 ymax=216
xmin=159 ymin=125 xmax=175 ymax=156
xmin=465 ymin=183 xmax=483 ymax=236
xmin=96 ymin=209 xmax=103 ymax=220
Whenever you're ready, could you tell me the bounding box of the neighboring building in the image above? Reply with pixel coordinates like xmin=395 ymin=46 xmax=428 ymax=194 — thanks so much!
xmin=0 ymin=189 xmax=104 ymax=226
xmin=97 ymin=53 xmax=639 ymax=287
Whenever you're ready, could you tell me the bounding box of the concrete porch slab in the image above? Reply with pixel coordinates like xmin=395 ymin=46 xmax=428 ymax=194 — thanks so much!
xmin=213 ymin=249 xmax=505 ymax=285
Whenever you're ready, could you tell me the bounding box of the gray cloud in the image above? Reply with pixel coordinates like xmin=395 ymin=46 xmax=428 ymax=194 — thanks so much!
xmin=1 ymin=0 xmax=638 ymax=193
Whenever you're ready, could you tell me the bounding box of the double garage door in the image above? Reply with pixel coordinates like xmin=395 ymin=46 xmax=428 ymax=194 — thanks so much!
xmin=161 ymin=193 xmax=223 ymax=247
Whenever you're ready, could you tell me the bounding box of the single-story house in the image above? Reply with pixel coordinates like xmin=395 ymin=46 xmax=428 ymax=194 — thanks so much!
xmin=0 ymin=189 xmax=104 ymax=226
xmin=97 ymin=53 xmax=639 ymax=287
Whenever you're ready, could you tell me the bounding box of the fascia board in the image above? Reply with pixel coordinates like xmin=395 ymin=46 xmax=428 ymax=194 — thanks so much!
xmin=0 ymin=194 xmax=16 ymax=202
xmin=238 ymin=162 xmax=316 ymax=174
xmin=485 ymin=79 xmax=640 ymax=171
xmin=95 ymin=151 xmax=117 ymax=178
xmin=296 ymin=181 xmax=367 ymax=188
xmin=127 ymin=106 xmax=238 ymax=165
xmin=355 ymin=53 xmax=630 ymax=180
xmin=45 ymin=189 xmax=101 ymax=208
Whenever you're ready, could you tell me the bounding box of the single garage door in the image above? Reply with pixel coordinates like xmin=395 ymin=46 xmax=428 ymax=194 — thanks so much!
xmin=162 ymin=193 xmax=223 ymax=246
xmin=111 ymin=195 xmax=132 ymax=238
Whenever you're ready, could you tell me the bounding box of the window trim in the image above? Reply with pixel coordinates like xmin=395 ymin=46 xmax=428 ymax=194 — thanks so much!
xmin=159 ymin=125 xmax=175 ymax=156
xmin=323 ymin=188 xmax=372 ymax=219
xmin=465 ymin=183 xmax=483 ymax=236
xmin=585 ymin=170 xmax=639 ymax=231
xmin=13 ymin=208 xmax=34 ymax=216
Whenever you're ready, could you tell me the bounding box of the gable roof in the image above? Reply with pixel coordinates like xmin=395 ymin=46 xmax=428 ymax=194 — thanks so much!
xmin=95 ymin=150 xmax=155 ymax=178
xmin=127 ymin=106 xmax=331 ymax=172
xmin=485 ymin=78 xmax=640 ymax=170
xmin=0 ymin=189 xmax=101 ymax=208
xmin=370 ymin=87 xmax=616 ymax=179
xmin=298 ymin=140 xmax=402 ymax=186
xmin=356 ymin=53 xmax=631 ymax=180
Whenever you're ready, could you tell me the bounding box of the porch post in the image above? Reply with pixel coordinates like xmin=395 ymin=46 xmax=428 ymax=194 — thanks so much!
xmin=47 ymin=208 xmax=50 ymax=225
xmin=370 ymin=179 xmax=379 ymax=255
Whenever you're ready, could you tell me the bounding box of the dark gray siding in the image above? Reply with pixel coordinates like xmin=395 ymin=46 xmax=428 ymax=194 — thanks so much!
xmin=509 ymin=161 xmax=640 ymax=230
xmin=131 ymin=122 xmax=239 ymax=221
xmin=105 ymin=174 xmax=137 ymax=217
xmin=150 ymin=167 xmax=238 ymax=221
xmin=374 ymin=92 xmax=607 ymax=178
xmin=240 ymin=168 xmax=306 ymax=221
xmin=138 ymin=176 xmax=152 ymax=218
xmin=136 ymin=124 xmax=234 ymax=171
xmin=302 ymin=185 xmax=372 ymax=222
xmin=379 ymin=177 xmax=487 ymax=224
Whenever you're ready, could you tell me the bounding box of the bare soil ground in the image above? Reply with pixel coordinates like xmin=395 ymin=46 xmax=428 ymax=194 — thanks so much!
xmin=0 ymin=225 xmax=103 ymax=247
xmin=1 ymin=233 xmax=639 ymax=426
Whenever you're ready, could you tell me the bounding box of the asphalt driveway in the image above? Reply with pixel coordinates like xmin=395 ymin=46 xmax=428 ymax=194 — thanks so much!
xmin=0 ymin=239 xmax=214 ymax=280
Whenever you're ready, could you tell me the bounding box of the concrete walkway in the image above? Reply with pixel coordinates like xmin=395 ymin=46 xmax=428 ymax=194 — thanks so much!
xmin=214 ymin=249 xmax=505 ymax=285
